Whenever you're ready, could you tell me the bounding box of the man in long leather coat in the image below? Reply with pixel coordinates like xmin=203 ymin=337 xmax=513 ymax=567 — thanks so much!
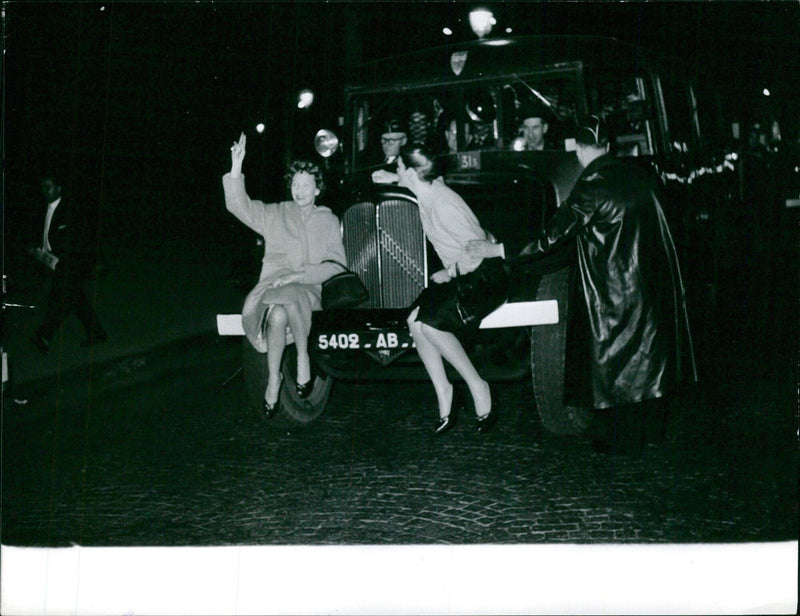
xmin=520 ymin=115 xmax=696 ymax=453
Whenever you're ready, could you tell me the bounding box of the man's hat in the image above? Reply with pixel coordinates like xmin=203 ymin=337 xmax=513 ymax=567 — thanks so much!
xmin=575 ymin=114 xmax=609 ymax=147
xmin=382 ymin=119 xmax=407 ymax=136
xmin=518 ymin=97 xmax=555 ymax=124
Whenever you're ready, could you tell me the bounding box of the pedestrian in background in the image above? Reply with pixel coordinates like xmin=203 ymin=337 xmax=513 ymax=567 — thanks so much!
xmin=516 ymin=115 xmax=696 ymax=454
xmin=223 ymin=132 xmax=347 ymax=418
xmin=29 ymin=173 xmax=106 ymax=354
xmin=398 ymin=146 xmax=507 ymax=435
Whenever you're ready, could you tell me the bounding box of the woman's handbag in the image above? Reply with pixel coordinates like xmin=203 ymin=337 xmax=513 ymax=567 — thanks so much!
xmin=452 ymin=257 xmax=509 ymax=325
xmin=321 ymin=260 xmax=369 ymax=310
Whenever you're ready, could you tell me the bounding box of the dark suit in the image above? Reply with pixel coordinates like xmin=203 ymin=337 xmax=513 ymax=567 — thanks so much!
xmin=381 ymin=156 xmax=400 ymax=172
xmin=37 ymin=195 xmax=106 ymax=345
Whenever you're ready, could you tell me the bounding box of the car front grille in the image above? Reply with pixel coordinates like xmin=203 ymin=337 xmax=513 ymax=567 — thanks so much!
xmin=341 ymin=198 xmax=427 ymax=309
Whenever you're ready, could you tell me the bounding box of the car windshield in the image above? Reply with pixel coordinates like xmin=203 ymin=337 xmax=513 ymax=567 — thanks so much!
xmin=349 ymin=72 xmax=581 ymax=171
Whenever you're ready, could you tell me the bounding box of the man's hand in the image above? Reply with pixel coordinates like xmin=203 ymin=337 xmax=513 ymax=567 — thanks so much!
xmin=28 ymin=246 xmax=58 ymax=270
xmin=465 ymin=239 xmax=504 ymax=260
xmin=371 ymin=169 xmax=399 ymax=184
xmin=430 ymin=269 xmax=452 ymax=284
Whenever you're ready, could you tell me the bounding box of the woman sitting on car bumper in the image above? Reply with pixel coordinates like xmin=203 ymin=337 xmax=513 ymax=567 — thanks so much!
xmin=398 ymin=146 xmax=507 ymax=435
xmin=223 ymin=133 xmax=347 ymax=419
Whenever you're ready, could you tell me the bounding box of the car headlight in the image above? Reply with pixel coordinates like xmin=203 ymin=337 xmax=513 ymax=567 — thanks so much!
xmin=315 ymin=129 xmax=339 ymax=158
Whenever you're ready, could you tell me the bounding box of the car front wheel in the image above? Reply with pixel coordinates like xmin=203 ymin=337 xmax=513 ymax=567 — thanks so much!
xmin=242 ymin=339 xmax=332 ymax=425
xmin=529 ymin=266 xmax=593 ymax=435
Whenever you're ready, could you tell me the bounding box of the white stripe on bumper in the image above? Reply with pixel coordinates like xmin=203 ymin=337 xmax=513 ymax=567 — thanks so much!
xmin=217 ymin=299 xmax=559 ymax=337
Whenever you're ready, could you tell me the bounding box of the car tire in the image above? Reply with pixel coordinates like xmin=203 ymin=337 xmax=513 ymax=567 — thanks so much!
xmin=242 ymin=339 xmax=332 ymax=425
xmin=530 ymin=266 xmax=593 ymax=435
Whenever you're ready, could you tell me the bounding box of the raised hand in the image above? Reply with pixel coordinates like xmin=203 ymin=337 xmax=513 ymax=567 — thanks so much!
xmin=230 ymin=132 xmax=247 ymax=176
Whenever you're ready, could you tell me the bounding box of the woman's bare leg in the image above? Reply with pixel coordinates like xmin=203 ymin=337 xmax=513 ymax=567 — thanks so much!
xmin=423 ymin=324 xmax=492 ymax=417
xmin=284 ymin=303 xmax=310 ymax=385
xmin=408 ymin=308 xmax=492 ymax=417
xmin=408 ymin=308 xmax=453 ymax=419
xmin=265 ymin=306 xmax=288 ymax=404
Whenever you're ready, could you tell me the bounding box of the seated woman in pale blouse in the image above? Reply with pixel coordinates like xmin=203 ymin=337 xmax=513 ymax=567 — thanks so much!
xmin=223 ymin=132 xmax=347 ymax=418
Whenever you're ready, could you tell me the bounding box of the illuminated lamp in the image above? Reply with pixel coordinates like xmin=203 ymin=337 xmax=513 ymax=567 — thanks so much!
xmin=469 ymin=7 xmax=495 ymax=38
xmin=297 ymin=89 xmax=314 ymax=109
xmin=314 ymin=129 xmax=339 ymax=158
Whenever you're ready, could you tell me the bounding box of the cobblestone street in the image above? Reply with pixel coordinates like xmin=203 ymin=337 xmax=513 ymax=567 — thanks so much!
xmin=3 ymin=329 xmax=796 ymax=548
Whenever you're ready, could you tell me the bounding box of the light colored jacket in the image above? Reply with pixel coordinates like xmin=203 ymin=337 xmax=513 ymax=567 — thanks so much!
xmin=417 ymin=177 xmax=486 ymax=275
xmin=223 ymin=173 xmax=347 ymax=352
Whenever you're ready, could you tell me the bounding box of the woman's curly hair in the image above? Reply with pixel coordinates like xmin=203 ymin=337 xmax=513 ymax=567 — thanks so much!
xmin=284 ymin=160 xmax=325 ymax=195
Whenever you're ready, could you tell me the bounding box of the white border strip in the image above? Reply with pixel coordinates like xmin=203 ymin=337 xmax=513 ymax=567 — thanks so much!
xmin=2 ymin=542 xmax=797 ymax=615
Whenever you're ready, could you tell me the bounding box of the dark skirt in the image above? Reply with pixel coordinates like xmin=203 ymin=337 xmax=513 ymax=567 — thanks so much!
xmin=410 ymin=257 xmax=509 ymax=333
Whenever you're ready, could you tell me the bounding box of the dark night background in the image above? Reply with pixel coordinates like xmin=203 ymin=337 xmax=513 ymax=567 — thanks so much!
xmin=1 ymin=5 xmax=798 ymax=610
xmin=2 ymin=1 xmax=799 ymax=249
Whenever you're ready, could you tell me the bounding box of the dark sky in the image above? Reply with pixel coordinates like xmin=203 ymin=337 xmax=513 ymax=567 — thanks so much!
xmin=3 ymin=1 xmax=798 ymax=208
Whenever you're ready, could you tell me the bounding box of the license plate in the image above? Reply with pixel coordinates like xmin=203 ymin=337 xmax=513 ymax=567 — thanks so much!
xmin=457 ymin=150 xmax=481 ymax=171
xmin=315 ymin=330 xmax=415 ymax=351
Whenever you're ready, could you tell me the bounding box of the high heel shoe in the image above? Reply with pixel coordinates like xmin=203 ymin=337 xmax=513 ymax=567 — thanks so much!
xmin=296 ymin=379 xmax=313 ymax=399
xmin=476 ymin=386 xmax=498 ymax=433
xmin=434 ymin=386 xmax=460 ymax=435
xmin=476 ymin=406 xmax=498 ymax=433
xmin=296 ymin=354 xmax=312 ymax=398
xmin=263 ymin=374 xmax=284 ymax=419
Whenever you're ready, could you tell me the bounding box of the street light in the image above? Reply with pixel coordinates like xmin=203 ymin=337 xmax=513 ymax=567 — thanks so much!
xmin=469 ymin=7 xmax=495 ymax=38
xmin=297 ymin=89 xmax=314 ymax=109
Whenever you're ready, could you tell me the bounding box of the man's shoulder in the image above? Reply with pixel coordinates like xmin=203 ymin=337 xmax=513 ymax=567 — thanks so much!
xmin=580 ymin=155 xmax=627 ymax=183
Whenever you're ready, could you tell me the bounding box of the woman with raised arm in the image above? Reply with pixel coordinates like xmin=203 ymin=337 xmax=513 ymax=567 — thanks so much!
xmin=398 ymin=146 xmax=508 ymax=434
xmin=223 ymin=132 xmax=347 ymax=418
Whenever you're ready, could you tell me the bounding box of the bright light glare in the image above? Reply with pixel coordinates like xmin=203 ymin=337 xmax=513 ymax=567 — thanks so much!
xmin=297 ymin=89 xmax=314 ymax=109
xmin=762 ymin=88 xmax=771 ymax=96
xmin=469 ymin=7 xmax=495 ymax=38
xmin=442 ymin=27 xmax=453 ymax=36
xmin=256 ymin=123 xmax=265 ymax=134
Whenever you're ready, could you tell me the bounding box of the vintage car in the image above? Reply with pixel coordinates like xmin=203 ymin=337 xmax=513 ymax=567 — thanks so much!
xmin=223 ymin=35 xmax=739 ymax=432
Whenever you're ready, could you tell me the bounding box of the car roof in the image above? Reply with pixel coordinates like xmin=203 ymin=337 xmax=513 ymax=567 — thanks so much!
xmin=346 ymin=35 xmax=674 ymax=94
